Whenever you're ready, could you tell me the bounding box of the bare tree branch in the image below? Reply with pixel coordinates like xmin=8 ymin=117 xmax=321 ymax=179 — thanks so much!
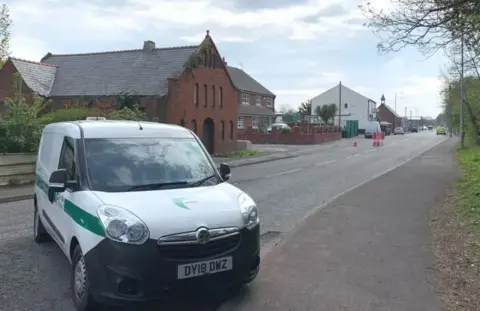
xmin=359 ymin=0 xmax=480 ymax=56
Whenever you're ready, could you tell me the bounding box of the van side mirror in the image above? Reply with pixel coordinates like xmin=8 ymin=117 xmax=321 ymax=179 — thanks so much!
xmin=48 ymin=169 xmax=68 ymax=203
xmin=219 ymin=163 xmax=231 ymax=181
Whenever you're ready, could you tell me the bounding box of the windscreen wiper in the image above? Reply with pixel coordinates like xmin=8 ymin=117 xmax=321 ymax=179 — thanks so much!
xmin=189 ymin=174 xmax=218 ymax=187
xmin=126 ymin=181 xmax=189 ymax=192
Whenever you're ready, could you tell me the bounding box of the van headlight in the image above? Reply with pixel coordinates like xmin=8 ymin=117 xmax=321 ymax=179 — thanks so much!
xmin=238 ymin=193 xmax=259 ymax=230
xmin=97 ymin=205 xmax=150 ymax=245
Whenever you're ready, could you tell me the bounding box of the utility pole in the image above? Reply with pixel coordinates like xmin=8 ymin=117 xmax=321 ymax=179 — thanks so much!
xmin=460 ymin=27 xmax=465 ymax=148
xmin=410 ymin=110 xmax=413 ymax=130
xmin=404 ymin=107 xmax=407 ymax=129
xmin=394 ymin=92 xmax=402 ymax=113
xmin=338 ymin=81 xmax=342 ymax=127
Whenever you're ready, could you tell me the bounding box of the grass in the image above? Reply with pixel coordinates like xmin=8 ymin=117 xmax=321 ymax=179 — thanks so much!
xmin=456 ymin=143 xmax=480 ymax=262
xmin=431 ymin=141 xmax=480 ymax=310
xmin=214 ymin=149 xmax=264 ymax=158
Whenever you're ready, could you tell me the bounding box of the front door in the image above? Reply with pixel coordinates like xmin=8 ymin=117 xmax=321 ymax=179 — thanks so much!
xmin=202 ymin=118 xmax=215 ymax=154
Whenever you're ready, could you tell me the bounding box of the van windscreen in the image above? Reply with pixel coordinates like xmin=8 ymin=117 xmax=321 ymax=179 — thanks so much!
xmin=83 ymin=137 xmax=217 ymax=192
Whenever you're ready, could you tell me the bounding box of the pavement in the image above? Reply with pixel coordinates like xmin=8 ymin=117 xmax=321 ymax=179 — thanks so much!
xmin=0 ymin=131 xmax=452 ymax=310
xmin=220 ymin=135 xmax=457 ymax=311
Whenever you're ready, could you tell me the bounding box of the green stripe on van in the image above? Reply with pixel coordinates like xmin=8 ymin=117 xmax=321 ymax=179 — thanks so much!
xmin=64 ymin=199 xmax=105 ymax=237
xmin=35 ymin=174 xmax=105 ymax=237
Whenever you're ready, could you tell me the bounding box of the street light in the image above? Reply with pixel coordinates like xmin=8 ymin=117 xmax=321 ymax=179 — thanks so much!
xmin=394 ymin=92 xmax=403 ymax=113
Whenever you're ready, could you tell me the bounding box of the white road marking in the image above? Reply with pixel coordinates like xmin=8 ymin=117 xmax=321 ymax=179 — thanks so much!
xmin=346 ymin=153 xmax=360 ymax=159
xmin=315 ymin=159 xmax=338 ymax=166
xmin=364 ymin=149 xmax=376 ymax=154
xmin=267 ymin=168 xmax=302 ymax=177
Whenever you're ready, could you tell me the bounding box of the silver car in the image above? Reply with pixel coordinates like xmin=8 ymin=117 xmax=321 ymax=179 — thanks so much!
xmin=394 ymin=127 xmax=404 ymax=135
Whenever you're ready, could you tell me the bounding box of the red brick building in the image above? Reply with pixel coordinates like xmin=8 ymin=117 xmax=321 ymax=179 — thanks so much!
xmin=378 ymin=103 xmax=402 ymax=128
xmin=0 ymin=31 xmax=238 ymax=153
xmin=225 ymin=65 xmax=276 ymax=133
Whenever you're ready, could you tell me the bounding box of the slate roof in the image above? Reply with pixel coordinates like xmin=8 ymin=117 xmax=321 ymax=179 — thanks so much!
xmin=226 ymin=66 xmax=275 ymax=97
xmin=238 ymin=104 xmax=276 ymax=116
xmin=41 ymin=45 xmax=199 ymax=97
xmin=9 ymin=58 xmax=57 ymax=97
xmin=380 ymin=103 xmax=401 ymax=118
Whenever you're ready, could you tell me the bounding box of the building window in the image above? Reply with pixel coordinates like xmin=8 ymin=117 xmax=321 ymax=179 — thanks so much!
xmin=194 ymin=83 xmax=198 ymax=106
xmin=344 ymin=103 xmax=348 ymax=109
xmin=266 ymin=97 xmax=273 ymax=108
xmin=229 ymin=121 xmax=234 ymax=139
xmin=212 ymin=85 xmax=216 ymax=107
xmin=242 ymin=93 xmax=249 ymax=105
xmin=219 ymin=87 xmax=223 ymax=108
xmin=203 ymin=84 xmax=207 ymax=107
xmin=180 ymin=119 xmax=185 ymax=127
xmin=237 ymin=116 xmax=244 ymax=129
xmin=212 ymin=54 xmax=216 ymax=68
xmin=191 ymin=119 xmax=197 ymax=133
xmin=252 ymin=117 xmax=259 ymax=127
xmin=256 ymin=95 xmax=261 ymax=106
xmin=220 ymin=121 xmax=225 ymax=140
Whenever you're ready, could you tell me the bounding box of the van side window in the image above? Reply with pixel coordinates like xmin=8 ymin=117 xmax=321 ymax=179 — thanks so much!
xmin=39 ymin=133 xmax=54 ymax=170
xmin=58 ymin=137 xmax=76 ymax=180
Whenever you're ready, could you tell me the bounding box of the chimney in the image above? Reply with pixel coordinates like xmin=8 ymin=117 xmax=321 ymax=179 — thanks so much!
xmin=222 ymin=57 xmax=227 ymax=66
xmin=143 ymin=40 xmax=156 ymax=52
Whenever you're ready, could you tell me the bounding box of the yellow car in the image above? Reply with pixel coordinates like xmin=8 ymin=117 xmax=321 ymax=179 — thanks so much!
xmin=436 ymin=126 xmax=446 ymax=135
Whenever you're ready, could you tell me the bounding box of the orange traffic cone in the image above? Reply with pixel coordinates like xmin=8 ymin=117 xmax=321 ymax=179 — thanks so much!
xmin=353 ymin=140 xmax=358 ymax=147
xmin=372 ymin=139 xmax=377 ymax=147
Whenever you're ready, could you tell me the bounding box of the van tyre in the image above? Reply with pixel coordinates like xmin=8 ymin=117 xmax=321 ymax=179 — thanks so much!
xmin=71 ymin=245 xmax=98 ymax=311
xmin=34 ymin=204 xmax=51 ymax=243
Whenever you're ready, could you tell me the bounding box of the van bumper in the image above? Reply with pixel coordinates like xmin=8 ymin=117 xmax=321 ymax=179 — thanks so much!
xmin=83 ymin=225 xmax=260 ymax=307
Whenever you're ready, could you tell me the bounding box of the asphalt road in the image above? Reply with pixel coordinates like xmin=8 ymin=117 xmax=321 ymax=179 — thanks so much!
xmin=0 ymin=131 xmax=448 ymax=311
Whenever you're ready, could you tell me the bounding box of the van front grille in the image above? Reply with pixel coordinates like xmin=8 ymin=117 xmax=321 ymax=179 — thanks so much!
xmin=157 ymin=233 xmax=241 ymax=260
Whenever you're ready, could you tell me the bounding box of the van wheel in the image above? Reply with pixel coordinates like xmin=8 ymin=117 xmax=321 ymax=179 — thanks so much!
xmin=34 ymin=204 xmax=52 ymax=243
xmin=71 ymin=245 xmax=98 ymax=311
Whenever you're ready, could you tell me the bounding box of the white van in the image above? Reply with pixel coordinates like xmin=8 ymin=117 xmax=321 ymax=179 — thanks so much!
xmin=364 ymin=121 xmax=381 ymax=139
xmin=34 ymin=120 xmax=260 ymax=311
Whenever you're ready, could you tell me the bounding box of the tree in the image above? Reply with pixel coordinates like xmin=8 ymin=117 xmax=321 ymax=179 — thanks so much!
xmin=359 ymin=0 xmax=480 ymax=56
xmin=297 ymin=100 xmax=312 ymax=117
xmin=0 ymin=4 xmax=12 ymax=66
xmin=315 ymin=104 xmax=337 ymax=124
xmin=441 ymin=41 xmax=480 ymax=140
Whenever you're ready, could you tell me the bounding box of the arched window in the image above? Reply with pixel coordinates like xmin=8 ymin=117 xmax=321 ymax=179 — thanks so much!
xmin=220 ymin=121 xmax=225 ymax=140
xmin=180 ymin=119 xmax=185 ymax=127
xmin=229 ymin=120 xmax=234 ymax=139
xmin=191 ymin=119 xmax=197 ymax=133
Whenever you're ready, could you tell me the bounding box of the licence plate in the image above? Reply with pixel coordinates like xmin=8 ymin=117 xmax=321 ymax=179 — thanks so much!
xmin=177 ymin=256 xmax=233 ymax=280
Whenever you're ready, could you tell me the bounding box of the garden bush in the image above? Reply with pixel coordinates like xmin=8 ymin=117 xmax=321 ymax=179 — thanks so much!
xmin=0 ymin=95 xmax=146 ymax=153
xmin=38 ymin=107 xmax=105 ymax=124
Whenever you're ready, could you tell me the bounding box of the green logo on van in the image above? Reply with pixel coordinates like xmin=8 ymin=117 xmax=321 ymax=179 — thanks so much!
xmin=173 ymin=198 xmax=199 ymax=210
xmin=173 ymin=198 xmax=190 ymax=210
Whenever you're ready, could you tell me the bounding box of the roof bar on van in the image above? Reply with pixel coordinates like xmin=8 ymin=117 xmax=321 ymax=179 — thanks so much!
xmin=86 ymin=117 xmax=107 ymax=120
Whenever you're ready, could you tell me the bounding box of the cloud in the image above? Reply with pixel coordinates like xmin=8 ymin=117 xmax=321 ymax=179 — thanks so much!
xmin=4 ymin=0 xmax=445 ymax=118
xmin=10 ymin=35 xmax=48 ymax=61
xmin=180 ymin=32 xmax=256 ymax=43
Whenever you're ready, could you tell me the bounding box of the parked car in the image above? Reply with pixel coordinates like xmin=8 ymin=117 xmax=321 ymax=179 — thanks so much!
xmin=267 ymin=122 xmax=292 ymax=133
xmin=34 ymin=119 xmax=260 ymax=311
xmin=394 ymin=127 xmax=405 ymax=135
xmin=411 ymin=127 xmax=418 ymax=133
xmin=436 ymin=126 xmax=447 ymax=135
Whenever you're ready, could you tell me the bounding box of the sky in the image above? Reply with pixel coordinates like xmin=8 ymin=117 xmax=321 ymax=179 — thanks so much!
xmin=6 ymin=0 xmax=448 ymax=118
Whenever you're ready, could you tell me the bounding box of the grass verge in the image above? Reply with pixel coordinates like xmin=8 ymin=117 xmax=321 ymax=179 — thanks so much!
xmin=215 ymin=149 xmax=264 ymax=158
xmin=431 ymin=142 xmax=480 ymax=310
